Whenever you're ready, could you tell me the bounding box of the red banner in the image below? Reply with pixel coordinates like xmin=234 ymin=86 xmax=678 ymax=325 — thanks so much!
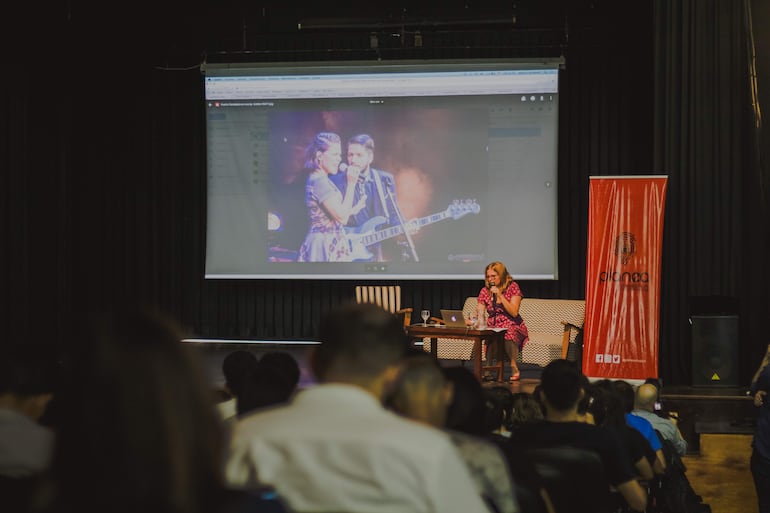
xmin=583 ymin=176 xmax=668 ymax=381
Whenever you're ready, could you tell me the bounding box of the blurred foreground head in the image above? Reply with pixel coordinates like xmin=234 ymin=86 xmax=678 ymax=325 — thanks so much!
xmin=51 ymin=308 xmax=223 ymax=513
xmin=312 ymin=302 xmax=409 ymax=387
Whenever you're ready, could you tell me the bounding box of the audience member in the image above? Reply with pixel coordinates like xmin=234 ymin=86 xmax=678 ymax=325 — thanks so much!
xmin=508 ymin=392 xmax=544 ymax=429
xmin=236 ymin=360 xmax=298 ymax=416
xmin=442 ymin=366 xmax=553 ymax=513
xmin=633 ymin=383 xmax=688 ymax=456
xmin=226 ymin=303 xmax=491 ymax=513
xmin=575 ymin=374 xmax=595 ymax=424
xmin=218 ymin=350 xmax=259 ymax=421
xmin=442 ymin=366 xmax=489 ymax=436
xmin=38 ymin=308 xmax=285 ymax=513
xmin=612 ymin=380 xmax=666 ymax=474
xmin=0 ymin=348 xmax=55 ymax=479
xmin=0 ymin=347 xmax=55 ymax=512
xmin=750 ymin=343 xmax=770 ymax=513
xmin=385 ymin=350 xmax=452 ymax=427
xmin=589 ymin=381 xmax=655 ymax=481
xmin=509 ymin=360 xmax=647 ymax=513
xmin=387 ymin=353 xmax=520 ymax=513
xmin=259 ymin=351 xmax=301 ymax=390
xmin=482 ymin=386 xmax=514 ymax=436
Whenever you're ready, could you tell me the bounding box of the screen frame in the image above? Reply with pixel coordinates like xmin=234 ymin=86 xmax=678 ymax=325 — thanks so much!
xmin=203 ymin=57 xmax=562 ymax=280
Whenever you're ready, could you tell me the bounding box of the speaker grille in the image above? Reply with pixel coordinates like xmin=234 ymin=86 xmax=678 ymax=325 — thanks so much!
xmin=691 ymin=315 xmax=739 ymax=387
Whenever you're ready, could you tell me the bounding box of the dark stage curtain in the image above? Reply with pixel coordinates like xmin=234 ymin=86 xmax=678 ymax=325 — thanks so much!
xmin=653 ymin=0 xmax=769 ymax=386
xmin=1 ymin=2 xmax=767 ymax=386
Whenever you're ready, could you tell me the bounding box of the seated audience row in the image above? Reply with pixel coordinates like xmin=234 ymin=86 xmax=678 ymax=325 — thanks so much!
xmin=5 ymin=302 xmax=701 ymax=513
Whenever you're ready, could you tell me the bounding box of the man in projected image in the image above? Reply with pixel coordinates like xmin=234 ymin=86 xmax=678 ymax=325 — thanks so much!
xmin=332 ymin=134 xmax=414 ymax=262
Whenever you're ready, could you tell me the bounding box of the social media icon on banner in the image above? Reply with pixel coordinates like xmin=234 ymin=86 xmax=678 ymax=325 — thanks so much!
xmin=596 ymin=354 xmax=604 ymax=363
xmin=604 ymin=354 xmax=612 ymax=362
xmin=612 ymin=355 xmax=621 ymax=364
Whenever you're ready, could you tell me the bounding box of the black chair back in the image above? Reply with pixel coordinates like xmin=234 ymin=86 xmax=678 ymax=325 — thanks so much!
xmin=525 ymin=446 xmax=613 ymax=513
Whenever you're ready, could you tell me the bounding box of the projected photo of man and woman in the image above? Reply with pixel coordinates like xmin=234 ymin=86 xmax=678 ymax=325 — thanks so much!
xmin=267 ymin=109 xmax=487 ymax=264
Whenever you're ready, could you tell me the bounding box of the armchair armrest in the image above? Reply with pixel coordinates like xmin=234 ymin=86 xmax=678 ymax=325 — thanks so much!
xmin=561 ymin=321 xmax=583 ymax=332
xmin=561 ymin=321 xmax=584 ymax=359
xmin=395 ymin=307 xmax=413 ymax=327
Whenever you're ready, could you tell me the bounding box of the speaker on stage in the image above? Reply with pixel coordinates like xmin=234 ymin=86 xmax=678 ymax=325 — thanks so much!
xmin=691 ymin=314 xmax=739 ymax=387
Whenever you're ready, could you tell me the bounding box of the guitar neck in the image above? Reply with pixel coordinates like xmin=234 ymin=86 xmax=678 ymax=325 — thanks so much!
xmin=358 ymin=212 xmax=450 ymax=246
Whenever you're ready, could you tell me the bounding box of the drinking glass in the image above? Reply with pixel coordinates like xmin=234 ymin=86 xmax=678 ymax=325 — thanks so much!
xmin=421 ymin=309 xmax=430 ymax=326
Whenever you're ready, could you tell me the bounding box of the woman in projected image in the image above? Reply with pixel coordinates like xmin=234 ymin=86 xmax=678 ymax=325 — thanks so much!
xmin=477 ymin=261 xmax=529 ymax=382
xmin=297 ymin=132 xmax=367 ymax=262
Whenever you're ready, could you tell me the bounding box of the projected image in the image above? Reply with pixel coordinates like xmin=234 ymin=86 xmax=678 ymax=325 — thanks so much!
xmin=266 ymin=109 xmax=487 ymax=264
xmin=204 ymin=59 xmax=560 ymax=279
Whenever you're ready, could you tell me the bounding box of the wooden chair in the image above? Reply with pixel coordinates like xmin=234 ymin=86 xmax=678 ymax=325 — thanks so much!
xmin=355 ymin=285 xmax=413 ymax=328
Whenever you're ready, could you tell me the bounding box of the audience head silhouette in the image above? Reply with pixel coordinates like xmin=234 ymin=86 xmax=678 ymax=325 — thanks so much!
xmin=385 ymin=350 xmax=448 ymax=427
xmin=508 ymin=391 xmax=544 ymax=428
xmin=236 ymin=361 xmax=297 ymax=416
xmin=259 ymin=351 xmax=301 ymax=389
xmin=612 ymin=380 xmax=636 ymax=413
xmin=443 ymin=366 xmax=488 ymax=435
xmin=481 ymin=386 xmax=514 ymax=433
xmin=588 ymin=380 xmax=626 ymax=427
xmin=312 ymin=302 xmax=408 ymax=390
xmin=635 ymin=383 xmax=659 ymax=411
xmin=222 ymin=350 xmax=259 ymax=398
xmin=540 ymin=359 xmax=584 ymax=412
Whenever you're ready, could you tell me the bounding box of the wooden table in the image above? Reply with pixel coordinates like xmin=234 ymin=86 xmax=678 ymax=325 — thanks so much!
xmin=405 ymin=324 xmax=506 ymax=382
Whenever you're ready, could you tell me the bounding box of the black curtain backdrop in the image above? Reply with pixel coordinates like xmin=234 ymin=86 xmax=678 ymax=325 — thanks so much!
xmin=1 ymin=1 xmax=767 ymax=386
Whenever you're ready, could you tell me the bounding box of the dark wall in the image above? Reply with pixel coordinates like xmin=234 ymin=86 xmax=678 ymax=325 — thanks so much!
xmin=2 ymin=1 xmax=767 ymax=386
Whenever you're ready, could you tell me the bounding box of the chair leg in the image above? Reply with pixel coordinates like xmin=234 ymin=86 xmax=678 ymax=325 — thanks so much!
xmin=481 ymin=340 xmax=505 ymax=382
xmin=561 ymin=330 xmax=570 ymax=359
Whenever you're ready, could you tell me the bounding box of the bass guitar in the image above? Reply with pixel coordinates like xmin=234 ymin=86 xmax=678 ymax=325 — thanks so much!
xmin=345 ymin=199 xmax=481 ymax=262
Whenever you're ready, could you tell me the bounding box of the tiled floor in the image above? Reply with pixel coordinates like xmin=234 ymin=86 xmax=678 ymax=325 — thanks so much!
xmin=682 ymin=433 xmax=758 ymax=513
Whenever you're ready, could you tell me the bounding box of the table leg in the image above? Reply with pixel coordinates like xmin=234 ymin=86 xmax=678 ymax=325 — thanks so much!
xmin=473 ymin=337 xmax=482 ymax=380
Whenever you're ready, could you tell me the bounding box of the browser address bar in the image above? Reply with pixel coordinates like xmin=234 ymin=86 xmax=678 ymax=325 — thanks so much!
xmin=206 ymin=73 xmax=557 ymax=99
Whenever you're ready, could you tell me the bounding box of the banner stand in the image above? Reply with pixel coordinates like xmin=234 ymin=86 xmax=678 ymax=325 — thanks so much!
xmin=582 ymin=176 xmax=668 ymax=382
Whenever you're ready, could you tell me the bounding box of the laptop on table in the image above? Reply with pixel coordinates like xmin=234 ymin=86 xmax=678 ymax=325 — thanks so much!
xmin=440 ymin=309 xmax=468 ymax=328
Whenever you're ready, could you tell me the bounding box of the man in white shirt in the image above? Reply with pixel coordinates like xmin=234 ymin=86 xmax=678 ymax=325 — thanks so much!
xmin=226 ymin=303 xmax=491 ymax=513
xmin=633 ymin=383 xmax=688 ymax=456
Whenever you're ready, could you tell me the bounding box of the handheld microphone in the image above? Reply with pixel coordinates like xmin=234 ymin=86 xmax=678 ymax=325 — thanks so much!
xmin=487 ymin=281 xmax=497 ymax=306
xmin=338 ymin=163 xmax=348 ymax=172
